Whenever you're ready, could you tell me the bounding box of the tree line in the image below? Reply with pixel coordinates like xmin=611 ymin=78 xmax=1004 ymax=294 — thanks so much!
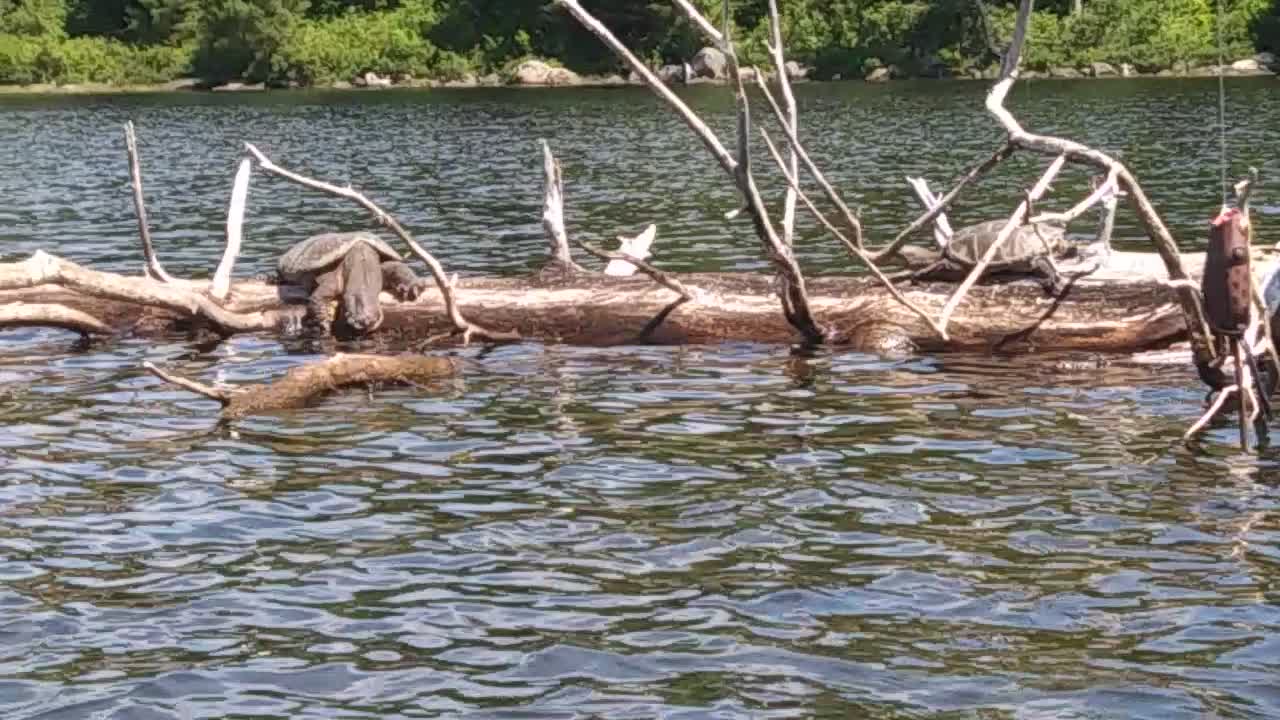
xmin=0 ymin=0 xmax=1276 ymax=87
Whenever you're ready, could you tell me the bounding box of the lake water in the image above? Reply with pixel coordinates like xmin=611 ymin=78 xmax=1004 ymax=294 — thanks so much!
xmin=1 ymin=78 xmax=1279 ymax=719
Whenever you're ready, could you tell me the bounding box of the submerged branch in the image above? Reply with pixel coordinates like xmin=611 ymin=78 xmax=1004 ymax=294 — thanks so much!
xmin=145 ymin=354 xmax=458 ymax=420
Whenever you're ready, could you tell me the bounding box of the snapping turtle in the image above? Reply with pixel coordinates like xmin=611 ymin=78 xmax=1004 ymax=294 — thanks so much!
xmin=278 ymin=232 xmax=428 ymax=335
xmin=893 ymin=219 xmax=1072 ymax=295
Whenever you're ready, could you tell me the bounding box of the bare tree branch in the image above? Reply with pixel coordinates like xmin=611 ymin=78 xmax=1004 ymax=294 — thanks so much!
xmin=211 ymin=158 xmax=252 ymax=301
xmin=540 ymin=140 xmax=583 ymax=272
xmin=765 ymin=0 xmax=798 ymax=246
xmin=0 ymin=303 xmax=113 ymax=336
xmin=124 ymin=121 xmax=174 ymax=284
xmin=983 ymin=0 xmax=1215 ymax=362
xmin=874 ymin=147 xmax=1015 ymax=263
xmin=145 ymin=354 xmax=458 ymax=420
xmin=760 ymin=130 xmax=949 ymax=340
xmin=1029 ymin=166 xmax=1120 ymax=225
xmin=576 ymin=239 xmax=694 ymax=301
xmin=0 ymin=251 xmax=290 ymax=334
xmin=556 ymin=1 xmax=736 ymax=176
xmin=754 ymin=73 xmax=864 ymax=249
xmin=558 ymin=0 xmax=826 ymax=343
xmin=244 ymin=143 xmax=518 ymax=344
xmin=673 ymin=0 xmax=724 ymax=45
xmin=938 ymin=154 xmax=1067 ymax=331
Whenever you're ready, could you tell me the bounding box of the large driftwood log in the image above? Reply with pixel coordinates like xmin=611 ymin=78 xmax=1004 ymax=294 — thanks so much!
xmin=0 ymin=250 xmax=1223 ymax=354
xmin=145 ymin=354 xmax=458 ymax=420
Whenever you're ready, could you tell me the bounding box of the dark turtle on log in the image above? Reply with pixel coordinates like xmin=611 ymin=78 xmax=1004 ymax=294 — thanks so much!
xmin=892 ymin=219 xmax=1073 ymax=295
xmin=277 ymin=231 xmax=429 ymax=335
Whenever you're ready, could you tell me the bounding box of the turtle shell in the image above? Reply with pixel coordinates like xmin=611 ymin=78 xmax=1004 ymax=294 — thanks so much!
xmin=277 ymin=232 xmax=401 ymax=282
xmin=945 ymin=220 xmax=1066 ymax=270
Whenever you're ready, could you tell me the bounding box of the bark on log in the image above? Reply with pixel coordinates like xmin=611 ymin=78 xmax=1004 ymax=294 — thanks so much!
xmin=0 ymin=251 xmax=1223 ymax=354
xmin=145 ymin=354 xmax=458 ymax=420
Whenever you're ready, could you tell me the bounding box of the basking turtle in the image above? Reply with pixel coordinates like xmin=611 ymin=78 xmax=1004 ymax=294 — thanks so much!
xmin=277 ymin=231 xmax=429 ymax=335
xmin=892 ymin=219 xmax=1072 ymax=295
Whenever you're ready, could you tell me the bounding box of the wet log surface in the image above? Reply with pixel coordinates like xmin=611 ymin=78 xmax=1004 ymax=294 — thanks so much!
xmin=0 ymin=250 xmax=1230 ymax=354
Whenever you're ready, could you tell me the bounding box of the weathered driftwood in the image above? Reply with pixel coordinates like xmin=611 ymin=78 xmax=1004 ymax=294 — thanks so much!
xmin=0 ymin=252 xmax=1219 ymax=354
xmin=145 ymin=354 xmax=457 ymax=420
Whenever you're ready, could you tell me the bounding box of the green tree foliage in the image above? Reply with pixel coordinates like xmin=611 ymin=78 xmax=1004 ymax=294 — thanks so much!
xmin=0 ymin=0 xmax=1275 ymax=86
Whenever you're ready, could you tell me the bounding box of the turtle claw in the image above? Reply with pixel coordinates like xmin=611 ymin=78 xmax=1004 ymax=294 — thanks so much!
xmin=394 ymin=277 xmax=432 ymax=303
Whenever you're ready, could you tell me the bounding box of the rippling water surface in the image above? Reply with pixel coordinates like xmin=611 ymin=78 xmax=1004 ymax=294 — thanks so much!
xmin=1 ymin=79 xmax=1279 ymax=718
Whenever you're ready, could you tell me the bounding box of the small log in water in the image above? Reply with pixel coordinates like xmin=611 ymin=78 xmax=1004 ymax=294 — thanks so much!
xmin=145 ymin=354 xmax=458 ymax=420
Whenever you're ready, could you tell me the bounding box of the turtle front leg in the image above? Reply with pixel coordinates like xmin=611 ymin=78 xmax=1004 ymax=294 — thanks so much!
xmin=382 ymin=261 xmax=431 ymax=301
xmin=304 ymin=269 xmax=342 ymax=336
xmin=1031 ymin=255 xmax=1066 ymax=296
xmin=909 ymin=260 xmax=954 ymax=285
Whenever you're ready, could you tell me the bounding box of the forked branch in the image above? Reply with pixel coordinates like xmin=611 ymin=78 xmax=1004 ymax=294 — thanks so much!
xmin=0 ymin=251 xmax=291 ymax=334
xmin=983 ymin=0 xmax=1214 ymax=362
xmin=936 ymin=154 xmax=1066 ymax=332
xmin=558 ymin=0 xmax=825 ymax=343
xmin=245 ymin=143 xmax=519 ymax=344
xmin=760 ymin=131 xmax=948 ymax=340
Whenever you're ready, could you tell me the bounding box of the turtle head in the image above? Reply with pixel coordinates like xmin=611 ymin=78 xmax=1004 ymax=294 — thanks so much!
xmin=339 ymin=243 xmax=385 ymax=333
xmin=887 ymin=244 xmax=942 ymax=269
xmin=342 ymin=283 xmax=384 ymax=333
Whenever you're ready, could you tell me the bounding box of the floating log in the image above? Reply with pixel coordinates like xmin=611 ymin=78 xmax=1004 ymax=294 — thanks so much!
xmin=0 ymin=250 xmax=1229 ymax=355
xmin=144 ymin=354 xmax=458 ymax=420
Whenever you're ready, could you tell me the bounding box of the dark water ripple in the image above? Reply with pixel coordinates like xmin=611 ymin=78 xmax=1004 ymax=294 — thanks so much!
xmin=2 ymin=81 xmax=1280 ymax=718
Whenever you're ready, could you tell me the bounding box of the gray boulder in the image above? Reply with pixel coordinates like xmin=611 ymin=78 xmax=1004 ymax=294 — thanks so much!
xmin=1049 ymin=66 xmax=1083 ymax=79
xmin=1257 ymin=51 xmax=1278 ymax=69
xmin=866 ymin=67 xmax=892 ymax=83
xmin=1120 ymin=63 xmax=1136 ymax=77
xmin=784 ymin=60 xmax=809 ymax=81
xmin=512 ymin=60 xmax=581 ymax=86
xmin=691 ymin=47 xmax=728 ymax=79
xmin=1089 ymin=62 xmax=1118 ymax=77
xmin=361 ymin=71 xmax=392 ymax=88
xmin=212 ymin=82 xmax=265 ymax=92
xmin=657 ymin=64 xmax=684 ymax=84
xmin=1231 ymin=58 xmax=1266 ymax=73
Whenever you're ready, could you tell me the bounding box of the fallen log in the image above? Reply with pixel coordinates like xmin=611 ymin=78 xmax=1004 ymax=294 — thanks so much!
xmin=0 ymin=250 xmax=1230 ymax=354
xmin=144 ymin=354 xmax=458 ymax=420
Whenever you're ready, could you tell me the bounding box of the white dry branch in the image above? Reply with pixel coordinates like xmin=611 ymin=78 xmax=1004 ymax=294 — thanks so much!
xmin=211 ymin=158 xmax=252 ymax=301
xmin=905 ymin=176 xmax=955 ymax=247
xmin=244 ymin=143 xmax=519 ymax=344
xmin=540 ymin=139 xmax=583 ymax=271
xmin=124 ymin=121 xmax=174 ymax=284
xmin=0 ymin=303 xmax=112 ymax=336
xmin=604 ymin=225 xmax=657 ymax=277
xmin=765 ymin=0 xmax=798 ymax=246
